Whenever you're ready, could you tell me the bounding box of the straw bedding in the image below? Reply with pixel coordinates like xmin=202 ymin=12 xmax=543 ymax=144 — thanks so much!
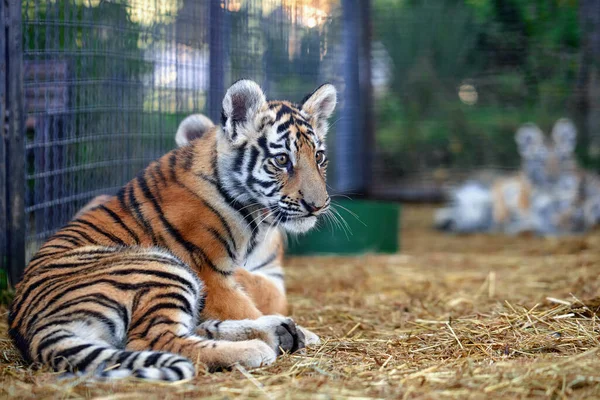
xmin=1 ymin=205 xmax=599 ymax=399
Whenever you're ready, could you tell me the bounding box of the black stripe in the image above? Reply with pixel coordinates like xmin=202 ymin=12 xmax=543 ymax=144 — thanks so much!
xmin=154 ymin=162 xmax=167 ymax=186
xmin=12 ymin=258 xmax=109 ymax=325
xmin=198 ymin=200 xmax=238 ymax=253
xmin=144 ymin=352 xmax=162 ymax=367
xmin=247 ymin=176 xmax=276 ymax=189
xmin=136 ymin=316 xmax=183 ymax=339
xmin=109 ymin=268 xmax=196 ymax=291
xmin=146 ymin=169 xmax=164 ymax=203
xmin=72 ymin=219 xmax=127 ymax=246
xmin=149 ymin=330 xmax=174 ymax=349
xmin=136 ymin=173 xmax=223 ymax=274
xmin=38 ymin=244 xmax=72 ymax=250
xmin=53 ymin=309 xmax=117 ymax=335
xmin=182 ymin=148 xmax=194 ymax=171
xmin=131 ymin=303 xmax=189 ymax=332
xmin=98 ymin=205 xmax=140 ymax=244
xmin=125 ymin=352 xmax=142 ymax=369
xmin=169 ymin=152 xmax=178 ymax=180
xmin=257 ymin=137 xmax=271 ymax=157
xmin=220 ymin=109 xmax=227 ymax=126
xmin=127 ymin=180 xmax=158 ymax=245
xmin=265 ymin=272 xmax=284 ymax=280
xmin=276 ymin=105 xmax=293 ymax=120
xmin=232 ymin=143 xmax=247 ymax=173
xmin=61 ymin=227 xmax=99 ymax=245
xmin=75 ymin=347 xmax=106 ymax=371
xmin=53 ymin=344 xmax=94 ymax=367
xmin=231 ymin=123 xmax=238 ymax=141
xmin=36 ymin=333 xmax=74 ymax=359
xmin=212 ymin=163 xmax=258 ymax=234
xmin=51 ymin=234 xmax=82 ymax=246
xmin=277 ymin=119 xmax=292 ymax=134
xmin=115 ymin=351 xmax=133 ymax=366
xmin=164 ymin=172 xmax=239 ymax=253
xmin=27 ymin=251 xmax=71 ymax=269
xmin=246 ymin=146 xmax=259 ymax=176
xmin=169 ymin=366 xmax=185 ymax=380
xmin=264 ymin=184 xmax=280 ymax=197
xmin=53 ymin=293 xmax=129 ymax=329
xmin=249 ymin=252 xmax=278 ymax=271
xmin=207 ymin=227 xmax=236 ymax=261
xmin=117 ymin=187 xmax=128 ymax=213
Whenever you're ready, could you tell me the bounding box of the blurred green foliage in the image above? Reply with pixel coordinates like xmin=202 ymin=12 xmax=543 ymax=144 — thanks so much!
xmin=373 ymin=0 xmax=591 ymax=178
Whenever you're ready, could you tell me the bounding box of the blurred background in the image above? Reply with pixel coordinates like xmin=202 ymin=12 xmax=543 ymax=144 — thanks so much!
xmin=1 ymin=0 xmax=599 ymax=284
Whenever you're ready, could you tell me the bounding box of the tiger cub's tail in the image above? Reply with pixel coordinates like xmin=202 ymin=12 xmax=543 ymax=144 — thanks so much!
xmin=9 ymin=325 xmax=195 ymax=381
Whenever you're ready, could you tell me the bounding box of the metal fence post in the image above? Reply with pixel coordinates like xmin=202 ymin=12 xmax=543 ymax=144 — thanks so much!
xmin=0 ymin=0 xmax=7 ymax=279
xmin=5 ymin=0 xmax=25 ymax=286
xmin=336 ymin=0 xmax=363 ymax=194
xmin=208 ymin=0 xmax=225 ymax=123
xmin=359 ymin=0 xmax=375 ymax=197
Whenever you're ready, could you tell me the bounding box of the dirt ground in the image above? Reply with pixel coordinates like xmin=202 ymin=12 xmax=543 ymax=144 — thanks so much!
xmin=2 ymin=205 xmax=600 ymax=399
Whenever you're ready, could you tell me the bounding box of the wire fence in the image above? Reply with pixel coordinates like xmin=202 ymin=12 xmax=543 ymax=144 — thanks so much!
xmin=369 ymin=0 xmax=600 ymax=201
xmin=6 ymin=0 xmax=599 ymax=283
xmin=2 ymin=0 xmax=370 ymax=284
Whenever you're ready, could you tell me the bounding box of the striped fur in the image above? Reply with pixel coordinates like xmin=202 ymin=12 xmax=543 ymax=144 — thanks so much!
xmin=173 ymin=113 xmax=289 ymax=316
xmin=9 ymin=80 xmax=336 ymax=380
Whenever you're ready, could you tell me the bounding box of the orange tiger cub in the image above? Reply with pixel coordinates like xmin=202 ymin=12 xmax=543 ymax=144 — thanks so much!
xmin=9 ymin=80 xmax=335 ymax=380
xmin=76 ymin=114 xmax=290 ymax=317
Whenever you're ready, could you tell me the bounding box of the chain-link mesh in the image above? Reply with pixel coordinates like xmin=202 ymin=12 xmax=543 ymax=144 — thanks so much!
xmin=370 ymin=0 xmax=600 ymax=201
xmin=21 ymin=0 xmax=345 ymax=261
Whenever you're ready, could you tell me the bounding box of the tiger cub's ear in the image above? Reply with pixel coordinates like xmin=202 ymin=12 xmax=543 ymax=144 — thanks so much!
xmin=301 ymin=83 xmax=337 ymax=138
xmin=515 ymin=123 xmax=545 ymax=159
xmin=175 ymin=114 xmax=215 ymax=147
xmin=551 ymin=118 xmax=577 ymax=156
xmin=221 ymin=79 xmax=267 ymax=145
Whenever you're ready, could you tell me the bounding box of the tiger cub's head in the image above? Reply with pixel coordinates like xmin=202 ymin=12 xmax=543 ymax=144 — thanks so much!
xmin=515 ymin=118 xmax=579 ymax=189
xmin=213 ymin=80 xmax=337 ymax=233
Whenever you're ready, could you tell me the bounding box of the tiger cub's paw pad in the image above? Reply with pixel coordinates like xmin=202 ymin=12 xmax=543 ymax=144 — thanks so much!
xmin=253 ymin=316 xmax=306 ymax=355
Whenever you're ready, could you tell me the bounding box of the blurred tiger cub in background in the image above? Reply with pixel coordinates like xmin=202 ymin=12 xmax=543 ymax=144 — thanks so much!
xmin=435 ymin=118 xmax=600 ymax=235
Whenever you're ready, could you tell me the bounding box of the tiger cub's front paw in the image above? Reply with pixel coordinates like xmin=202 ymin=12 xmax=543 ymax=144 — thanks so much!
xmin=252 ymin=316 xmax=306 ymax=355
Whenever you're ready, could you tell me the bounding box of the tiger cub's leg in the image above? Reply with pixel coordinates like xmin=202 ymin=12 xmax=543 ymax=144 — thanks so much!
xmin=197 ymin=316 xmax=305 ymax=355
xmin=235 ymin=230 xmax=321 ymax=346
xmin=10 ymin=247 xmax=197 ymax=381
xmin=127 ymin=261 xmax=305 ymax=370
xmin=234 ymin=268 xmax=288 ymax=315
xmin=237 ymin=229 xmax=288 ymax=315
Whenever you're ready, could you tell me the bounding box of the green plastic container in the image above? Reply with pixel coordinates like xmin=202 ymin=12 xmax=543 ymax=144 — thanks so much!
xmin=287 ymin=199 xmax=400 ymax=255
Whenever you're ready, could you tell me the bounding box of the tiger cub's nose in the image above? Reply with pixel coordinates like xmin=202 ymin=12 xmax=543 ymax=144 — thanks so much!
xmin=301 ymin=199 xmax=326 ymax=214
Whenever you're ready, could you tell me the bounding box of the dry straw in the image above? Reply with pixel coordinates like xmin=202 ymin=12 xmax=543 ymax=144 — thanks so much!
xmin=1 ymin=205 xmax=600 ymax=399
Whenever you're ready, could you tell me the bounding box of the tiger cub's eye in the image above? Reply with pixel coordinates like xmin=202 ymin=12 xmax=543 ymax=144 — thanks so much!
xmin=274 ymin=154 xmax=289 ymax=167
xmin=315 ymin=151 xmax=326 ymax=165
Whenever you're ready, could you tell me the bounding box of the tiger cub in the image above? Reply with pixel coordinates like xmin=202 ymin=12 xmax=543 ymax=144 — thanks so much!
xmin=76 ymin=113 xmax=291 ymax=317
xmin=9 ymin=80 xmax=336 ymax=380
xmin=435 ymin=118 xmax=600 ymax=235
